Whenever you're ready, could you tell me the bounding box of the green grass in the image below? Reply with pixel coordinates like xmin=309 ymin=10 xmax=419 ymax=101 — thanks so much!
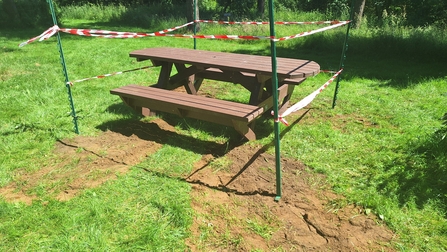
xmin=1 ymin=5 xmax=447 ymax=251
xmin=277 ymin=76 xmax=447 ymax=251
xmin=0 ymin=166 xmax=193 ymax=251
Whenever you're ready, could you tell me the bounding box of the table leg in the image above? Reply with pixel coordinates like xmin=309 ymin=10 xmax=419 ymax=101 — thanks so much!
xmin=279 ymin=84 xmax=296 ymax=114
xmin=156 ymin=62 xmax=173 ymax=88
xmin=249 ymin=75 xmax=270 ymax=105
xmin=185 ymin=76 xmax=204 ymax=95
xmin=143 ymin=62 xmax=173 ymax=116
xmin=184 ymin=75 xmax=196 ymax=94
xmin=172 ymin=63 xmax=205 ymax=94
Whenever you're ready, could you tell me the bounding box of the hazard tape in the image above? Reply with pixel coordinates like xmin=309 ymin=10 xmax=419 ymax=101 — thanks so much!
xmin=162 ymin=34 xmax=273 ymax=40
xmin=275 ymin=69 xmax=343 ymax=126
xmin=274 ymin=20 xmax=350 ymax=41
xmin=19 ymin=25 xmax=59 ymax=47
xmin=67 ymin=65 xmax=154 ymax=86
xmin=196 ymin=20 xmax=342 ymax=25
xmin=18 ymin=22 xmax=194 ymax=46
xmin=19 ymin=20 xmax=350 ymax=46
xmin=60 ymin=21 xmax=194 ymax=39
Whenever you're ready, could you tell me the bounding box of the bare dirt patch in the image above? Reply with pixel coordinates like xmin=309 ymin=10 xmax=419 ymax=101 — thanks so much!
xmin=0 ymin=129 xmax=162 ymax=203
xmin=185 ymin=144 xmax=396 ymax=251
xmin=0 ymin=118 xmax=395 ymax=251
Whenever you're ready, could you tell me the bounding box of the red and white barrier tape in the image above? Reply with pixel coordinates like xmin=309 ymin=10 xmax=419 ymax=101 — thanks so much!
xmin=19 ymin=25 xmax=59 ymax=47
xmin=275 ymin=69 xmax=343 ymax=126
xmin=19 ymin=20 xmax=350 ymax=46
xmin=169 ymin=34 xmax=273 ymax=40
xmin=196 ymin=20 xmax=343 ymax=25
xmin=186 ymin=21 xmax=348 ymax=40
xmin=67 ymin=65 xmax=154 ymax=86
xmin=19 ymin=22 xmax=194 ymax=46
xmin=274 ymin=20 xmax=350 ymax=41
xmin=60 ymin=21 xmax=194 ymax=38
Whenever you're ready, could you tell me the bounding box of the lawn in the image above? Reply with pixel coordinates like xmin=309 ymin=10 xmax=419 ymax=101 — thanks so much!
xmin=1 ymin=6 xmax=446 ymax=251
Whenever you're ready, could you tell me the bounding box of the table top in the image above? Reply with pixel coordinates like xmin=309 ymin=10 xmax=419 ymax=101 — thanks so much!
xmin=130 ymin=47 xmax=320 ymax=79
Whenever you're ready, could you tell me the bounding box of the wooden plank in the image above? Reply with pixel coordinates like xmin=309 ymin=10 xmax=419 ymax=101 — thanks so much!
xmin=200 ymin=68 xmax=306 ymax=85
xmin=129 ymin=47 xmax=320 ymax=79
xmin=110 ymin=85 xmax=264 ymax=122
xmin=128 ymin=98 xmax=248 ymax=127
xmin=115 ymin=85 xmax=262 ymax=116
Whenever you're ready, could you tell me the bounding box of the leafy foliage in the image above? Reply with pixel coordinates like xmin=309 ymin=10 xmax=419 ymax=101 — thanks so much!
xmin=54 ymin=0 xmax=185 ymax=6
xmin=0 ymin=0 xmax=53 ymax=28
xmin=2 ymin=0 xmax=447 ymax=29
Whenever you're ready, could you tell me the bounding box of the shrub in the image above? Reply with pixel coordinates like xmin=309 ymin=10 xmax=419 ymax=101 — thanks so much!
xmin=0 ymin=0 xmax=54 ymax=29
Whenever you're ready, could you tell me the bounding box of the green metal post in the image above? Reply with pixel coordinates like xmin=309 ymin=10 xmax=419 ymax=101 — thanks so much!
xmin=47 ymin=0 xmax=79 ymax=134
xmin=268 ymin=0 xmax=281 ymax=201
xmin=332 ymin=1 xmax=354 ymax=109
xmin=193 ymin=0 xmax=197 ymax=49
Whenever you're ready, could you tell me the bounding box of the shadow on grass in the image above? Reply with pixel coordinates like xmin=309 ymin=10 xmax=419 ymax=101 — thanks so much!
xmin=99 ymin=104 xmax=270 ymax=156
xmin=97 ymin=114 xmax=278 ymax=197
xmin=97 ymin=117 xmax=239 ymax=157
xmin=223 ymin=109 xmax=310 ymax=187
xmin=132 ymin=109 xmax=309 ymax=198
xmin=231 ymin=31 xmax=447 ymax=88
xmin=102 ymin=102 xmax=274 ymax=151
xmin=138 ymin=166 xmax=277 ymax=198
xmin=377 ymin=131 xmax=447 ymax=214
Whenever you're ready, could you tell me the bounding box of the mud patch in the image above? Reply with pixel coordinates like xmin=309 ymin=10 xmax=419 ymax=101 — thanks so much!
xmin=185 ymin=144 xmax=396 ymax=251
xmin=0 ymin=117 xmax=395 ymax=251
xmin=0 ymin=129 xmax=162 ymax=203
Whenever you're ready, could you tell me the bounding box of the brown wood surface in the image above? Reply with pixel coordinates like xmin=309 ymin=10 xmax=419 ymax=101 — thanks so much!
xmin=130 ymin=47 xmax=320 ymax=79
xmin=111 ymin=85 xmax=265 ymax=140
xmin=118 ymin=47 xmax=321 ymax=139
xmin=111 ymin=85 xmax=264 ymax=122
xmin=198 ymin=68 xmax=306 ymax=85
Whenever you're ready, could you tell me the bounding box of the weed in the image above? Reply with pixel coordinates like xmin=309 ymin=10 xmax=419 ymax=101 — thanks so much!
xmin=246 ymin=217 xmax=275 ymax=240
xmin=209 ymin=157 xmax=232 ymax=173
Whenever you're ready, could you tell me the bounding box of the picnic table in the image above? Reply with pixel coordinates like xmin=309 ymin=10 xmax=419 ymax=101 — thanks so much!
xmin=111 ymin=47 xmax=320 ymax=140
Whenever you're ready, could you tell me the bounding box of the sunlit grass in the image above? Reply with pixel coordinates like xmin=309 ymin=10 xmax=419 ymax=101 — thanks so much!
xmin=0 ymin=4 xmax=446 ymax=251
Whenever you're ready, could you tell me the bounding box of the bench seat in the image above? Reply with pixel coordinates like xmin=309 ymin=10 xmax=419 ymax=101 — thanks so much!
xmin=198 ymin=68 xmax=306 ymax=85
xmin=110 ymin=85 xmax=266 ymax=140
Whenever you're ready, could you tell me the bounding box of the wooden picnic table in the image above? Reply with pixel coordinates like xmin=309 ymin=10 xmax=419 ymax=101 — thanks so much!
xmin=111 ymin=47 xmax=320 ymax=140
xmin=130 ymin=47 xmax=320 ymax=110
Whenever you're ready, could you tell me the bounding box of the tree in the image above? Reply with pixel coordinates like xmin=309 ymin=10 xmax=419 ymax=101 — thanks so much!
xmin=257 ymin=0 xmax=265 ymax=17
xmin=2 ymin=0 xmax=19 ymax=23
xmin=186 ymin=0 xmax=200 ymax=32
xmin=352 ymin=0 xmax=366 ymax=28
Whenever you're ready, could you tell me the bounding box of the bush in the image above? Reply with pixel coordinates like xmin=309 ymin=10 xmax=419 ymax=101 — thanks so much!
xmin=0 ymin=0 xmax=54 ymax=29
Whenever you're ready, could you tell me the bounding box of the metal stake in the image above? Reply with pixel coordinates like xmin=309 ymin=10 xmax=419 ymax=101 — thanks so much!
xmin=47 ymin=0 xmax=79 ymax=134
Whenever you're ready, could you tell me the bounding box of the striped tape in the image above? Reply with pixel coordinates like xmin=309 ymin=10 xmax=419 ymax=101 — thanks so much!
xmin=19 ymin=20 xmax=350 ymax=46
xmin=276 ymin=69 xmax=344 ymax=126
xmin=196 ymin=20 xmax=343 ymax=25
xmin=19 ymin=25 xmax=59 ymax=47
xmin=67 ymin=65 xmax=154 ymax=86
xmin=274 ymin=21 xmax=350 ymax=41
xmin=59 ymin=21 xmax=194 ymax=39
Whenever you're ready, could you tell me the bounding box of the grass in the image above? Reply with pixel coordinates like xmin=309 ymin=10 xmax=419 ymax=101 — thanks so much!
xmin=0 ymin=168 xmax=193 ymax=251
xmin=278 ymin=77 xmax=447 ymax=251
xmin=1 ymin=4 xmax=447 ymax=251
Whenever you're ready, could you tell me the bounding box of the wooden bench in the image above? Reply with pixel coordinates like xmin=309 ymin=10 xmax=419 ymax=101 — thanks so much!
xmin=193 ymin=68 xmax=305 ymax=110
xmin=196 ymin=68 xmax=306 ymax=86
xmin=110 ymin=85 xmax=268 ymax=140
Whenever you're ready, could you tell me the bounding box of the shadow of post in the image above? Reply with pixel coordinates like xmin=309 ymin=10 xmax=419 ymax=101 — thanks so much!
xmin=102 ymin=107 xmax=310 ymax=198
xmin=223 ymin=109 xmax=310 ymax=188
